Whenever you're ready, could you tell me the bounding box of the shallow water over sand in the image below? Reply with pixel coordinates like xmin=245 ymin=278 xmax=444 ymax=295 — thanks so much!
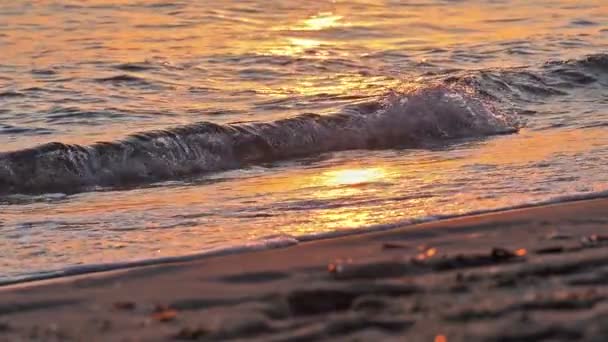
xmin=0 ymin=0 xmax=607 ymax=281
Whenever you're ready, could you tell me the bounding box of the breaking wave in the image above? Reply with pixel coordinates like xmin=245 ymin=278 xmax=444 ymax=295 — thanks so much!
xmin=3 ymin=53 xmax=606 ymax=195
xmin=0 ymin=84 xmax=519 ymax=195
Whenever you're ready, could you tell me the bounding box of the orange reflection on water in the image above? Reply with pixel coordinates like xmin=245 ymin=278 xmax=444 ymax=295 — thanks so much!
xmin=322 ymin=168 xmax=387 ymax=186
xmin=301 ymin=167 xmax=388 ymax=203
xmin=292 ymin=73 xmax=398 ymax=98
xmin=301 ymin=13 xmax=345 ymax=31
xmin=292 ymin=166 xmax=393 ymax=230
xmin=267 ymin=37 xmax=324 ymax=57
xmin=264 ymin=12 xmax=347 ymax=57
xmin=305 ymin=208 xmax=374 ymax=232
xmin=272 ymin=12 xmax=347 ymax=32
xmin=468 ymin=129 xmax=608 ymax=166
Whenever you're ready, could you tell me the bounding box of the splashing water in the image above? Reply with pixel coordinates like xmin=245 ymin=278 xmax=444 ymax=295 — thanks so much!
xmin=0 ymin=85 xmax=520 ymax=195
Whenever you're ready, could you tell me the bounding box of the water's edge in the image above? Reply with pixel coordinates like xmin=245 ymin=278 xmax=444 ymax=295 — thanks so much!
xmin=3 ymin=190 xmax=607 ymax=287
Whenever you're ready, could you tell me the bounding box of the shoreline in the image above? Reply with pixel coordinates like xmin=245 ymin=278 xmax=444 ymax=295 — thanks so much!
xmin=3 ymin=190 xmax=608 ymax=288
xmin=1 ymin=197 xmax=608 ymax=340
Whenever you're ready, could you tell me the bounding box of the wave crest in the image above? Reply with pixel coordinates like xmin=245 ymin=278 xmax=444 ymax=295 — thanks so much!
xmin=0 ymin=85 xmax=519 ymax=195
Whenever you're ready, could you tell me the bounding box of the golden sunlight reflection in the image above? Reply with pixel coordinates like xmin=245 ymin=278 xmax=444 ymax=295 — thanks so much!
xmin=264 ymin=12 xmax=349 ymax=57
xmin=271 ymin=12 xmax=348 ymax=32
xmin=292 ymin=74 xmax=398 ymax=97
xmin=308 ymin=208 xmax=375 ymax=232
xmin=266 ymin=37 xmax=324 ymax=57
xmin=15 ymin=128 xmax=605 ymax=256
xmin=322 ymin=168 xmax=387 ymax=186
xmin=288 ymin=167 xmax=394 ymax=231
xmin=301 ymin=13 xmax=344 ymax=31
xmin=289 ymin=37 xmax=321 ymax=49
xmin=467 ymin=128 xmax=608 ymax=165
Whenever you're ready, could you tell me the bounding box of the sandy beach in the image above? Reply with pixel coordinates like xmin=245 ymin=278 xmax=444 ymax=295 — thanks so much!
xmin=1 ymin=197 xmax=607 ymax=341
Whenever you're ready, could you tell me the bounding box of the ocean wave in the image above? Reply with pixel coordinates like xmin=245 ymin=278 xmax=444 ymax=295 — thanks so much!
xmin=2 ymin=54 xmax=605 ymax=195
xmin=93 ymin=74 xmax=169 ymax=90
xmin=0 ymin=124 xmax=53 ymax=135
xmin=0 ymin=84 xmax=519 ymax=195
xmin=447 ymin=53 xmax=608 ymax=104
xmin=112 ymin=62 xmax=157 ymax=72
xmin=0 ymin=91 xmax=26 ymax=98
xmin=555 ymin=53 xmax=608 ymax=70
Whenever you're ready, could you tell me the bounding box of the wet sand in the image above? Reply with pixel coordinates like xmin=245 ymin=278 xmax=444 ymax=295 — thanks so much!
xmin=1 ymin=198 xmax=608 ymax=341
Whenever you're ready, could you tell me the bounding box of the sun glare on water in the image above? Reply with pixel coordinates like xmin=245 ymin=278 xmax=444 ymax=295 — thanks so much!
xmin=323 ymin=168 xmax=387 ymax=186
xmin=302 ymin=13 xmax=344 ymax=31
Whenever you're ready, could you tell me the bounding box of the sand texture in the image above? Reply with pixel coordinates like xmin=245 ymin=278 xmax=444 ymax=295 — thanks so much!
xmin=1 ymin=198 xmax=608 ymax=341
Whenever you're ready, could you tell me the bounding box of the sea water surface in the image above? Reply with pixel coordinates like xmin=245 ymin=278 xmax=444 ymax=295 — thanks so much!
xmin=1 ymin=0 xmax=607 ymax=282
